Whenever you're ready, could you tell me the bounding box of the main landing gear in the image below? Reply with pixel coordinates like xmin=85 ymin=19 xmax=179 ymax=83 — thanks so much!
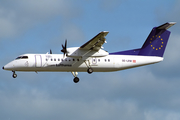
xmin=73 ymin=77 xmax=79 ymax=83
xmin=71 ymin=72 xmax=79 ymax=83
xmin=12 ymin=71 xmax=17 ymax=78
xmin=84 ymin=60 xmax=93 ymax=74
xmin=71 ymin=68 xmax=93 ymax=83
xmin=87 ymin=67 xmax=93 ymax=74
xmin=71 ymin=60 xmax=94 ymax=83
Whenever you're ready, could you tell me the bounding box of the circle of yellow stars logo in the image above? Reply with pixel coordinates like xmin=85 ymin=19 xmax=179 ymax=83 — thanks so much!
xmin=150 ymin=35 xmax=163 ymax=50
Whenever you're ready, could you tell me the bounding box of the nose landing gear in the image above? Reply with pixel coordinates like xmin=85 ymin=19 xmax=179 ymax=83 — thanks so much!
xmin=12 ymin=71 xmax=17 ymax=78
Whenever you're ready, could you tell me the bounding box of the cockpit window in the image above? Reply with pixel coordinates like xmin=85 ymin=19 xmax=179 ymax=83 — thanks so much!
xmin=15 ymin=56 xmax=28 ymax=60
xmin=15 ymin=57 xmax=21 ymax=59
xmin=22 ymin=56 xmax=28 ymax=59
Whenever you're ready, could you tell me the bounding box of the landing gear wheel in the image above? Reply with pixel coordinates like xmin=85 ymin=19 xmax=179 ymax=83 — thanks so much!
xmin=73 ymin=77 xmax=79 ymax=83
xmin=87 ymin=68 xmax=93 ymax=74
xmin=12 ymin=73 xmax=17 ymax=78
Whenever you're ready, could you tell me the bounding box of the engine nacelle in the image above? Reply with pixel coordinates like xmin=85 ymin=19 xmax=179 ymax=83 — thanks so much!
xmin=67 ymin=47 xmax=109 ymax=57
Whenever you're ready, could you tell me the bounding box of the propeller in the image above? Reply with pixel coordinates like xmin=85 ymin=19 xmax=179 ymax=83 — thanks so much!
xmin=61 ymin=39 xmax=68 ymax=57
xmin=50 ymin=49 xmax=52 ymax=54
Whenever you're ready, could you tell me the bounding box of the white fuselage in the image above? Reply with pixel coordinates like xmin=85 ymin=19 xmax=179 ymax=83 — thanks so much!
xmin=4 ymin=53 xmax=163 ymax=72
xmin=2 ymin=22 xmax=175 ymax=83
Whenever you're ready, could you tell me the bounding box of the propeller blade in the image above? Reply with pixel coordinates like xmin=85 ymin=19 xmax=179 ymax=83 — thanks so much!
xmin=65 ymin=39 xmax=67 ymax=49
xmin=61 ymin=39 xmax=68 ymax=57
xmin=61 ymin=48 xmax=64 ymax=53
xmin=50 ymin=49 xmax=52 ymax=54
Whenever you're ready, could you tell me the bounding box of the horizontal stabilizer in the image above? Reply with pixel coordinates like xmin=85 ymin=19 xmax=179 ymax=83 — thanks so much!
xmin=157 ymin=22 xmax=176 ymax=30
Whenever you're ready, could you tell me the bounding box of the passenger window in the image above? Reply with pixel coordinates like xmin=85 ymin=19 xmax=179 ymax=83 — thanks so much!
xmin=77 ymin=59 xmax=79 ymax=61
xmin=73 ymin=59 xmax=75 ymax=61
xmin=105 ymin=59 xmax=107 ymax=62
xmin=61 ymin=59 xmax=63 ymax=61
xmin=108 ymin=59 xmax=110 ymax=62
xmin=51 ymin=59 xmax=53 ymax=61
xmin=98 ymin=59 xmax=100 ymax=62
xmin=54 ymin=59 xmax=56 ymax=61
xmin=58 ymin=58 xmax=60 ymax=61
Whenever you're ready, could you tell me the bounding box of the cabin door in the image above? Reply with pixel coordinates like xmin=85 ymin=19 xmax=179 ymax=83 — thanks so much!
xmin=35 ymin=55 xmax=42 ymax=67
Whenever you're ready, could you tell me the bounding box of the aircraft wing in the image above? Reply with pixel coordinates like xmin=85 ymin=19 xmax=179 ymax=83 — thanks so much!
xmin=80 ymin=31 xmax=109 ymax=51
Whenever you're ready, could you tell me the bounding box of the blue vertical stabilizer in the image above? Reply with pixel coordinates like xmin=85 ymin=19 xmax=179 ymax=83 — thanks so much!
xmin=139 ymin=22 xmax=176 ymax=57
xmin=138 ymin=27 xmax=170 ymax=57
xmin=110 ymin=22 xmax=176 ymax=57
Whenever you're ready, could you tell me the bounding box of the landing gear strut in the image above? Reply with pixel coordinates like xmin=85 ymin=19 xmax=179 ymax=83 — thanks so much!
xmin=71 ymin=72 xmax=79 ymax=83
xmin=12 ymin=71 xmax=17 ymax=78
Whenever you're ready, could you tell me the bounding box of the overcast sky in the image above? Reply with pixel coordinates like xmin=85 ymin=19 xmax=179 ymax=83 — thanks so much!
xmin=1 ymin=0 xmax=180 ymax=120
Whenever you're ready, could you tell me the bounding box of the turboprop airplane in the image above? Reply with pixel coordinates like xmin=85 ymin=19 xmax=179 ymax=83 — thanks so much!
xmin=2 ymin=22 xmax=176 ymax=83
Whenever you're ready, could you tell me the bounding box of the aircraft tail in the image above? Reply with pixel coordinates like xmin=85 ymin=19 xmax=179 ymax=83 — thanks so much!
xmin=110 ymin=22 xmax=176 ymax=57
xmin=138 ymin=22 xmax=176 ymax=57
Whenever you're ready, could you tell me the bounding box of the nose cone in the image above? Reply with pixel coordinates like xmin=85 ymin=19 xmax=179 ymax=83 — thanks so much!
xmin=3 ymin=61 xmax=15 ymax=71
